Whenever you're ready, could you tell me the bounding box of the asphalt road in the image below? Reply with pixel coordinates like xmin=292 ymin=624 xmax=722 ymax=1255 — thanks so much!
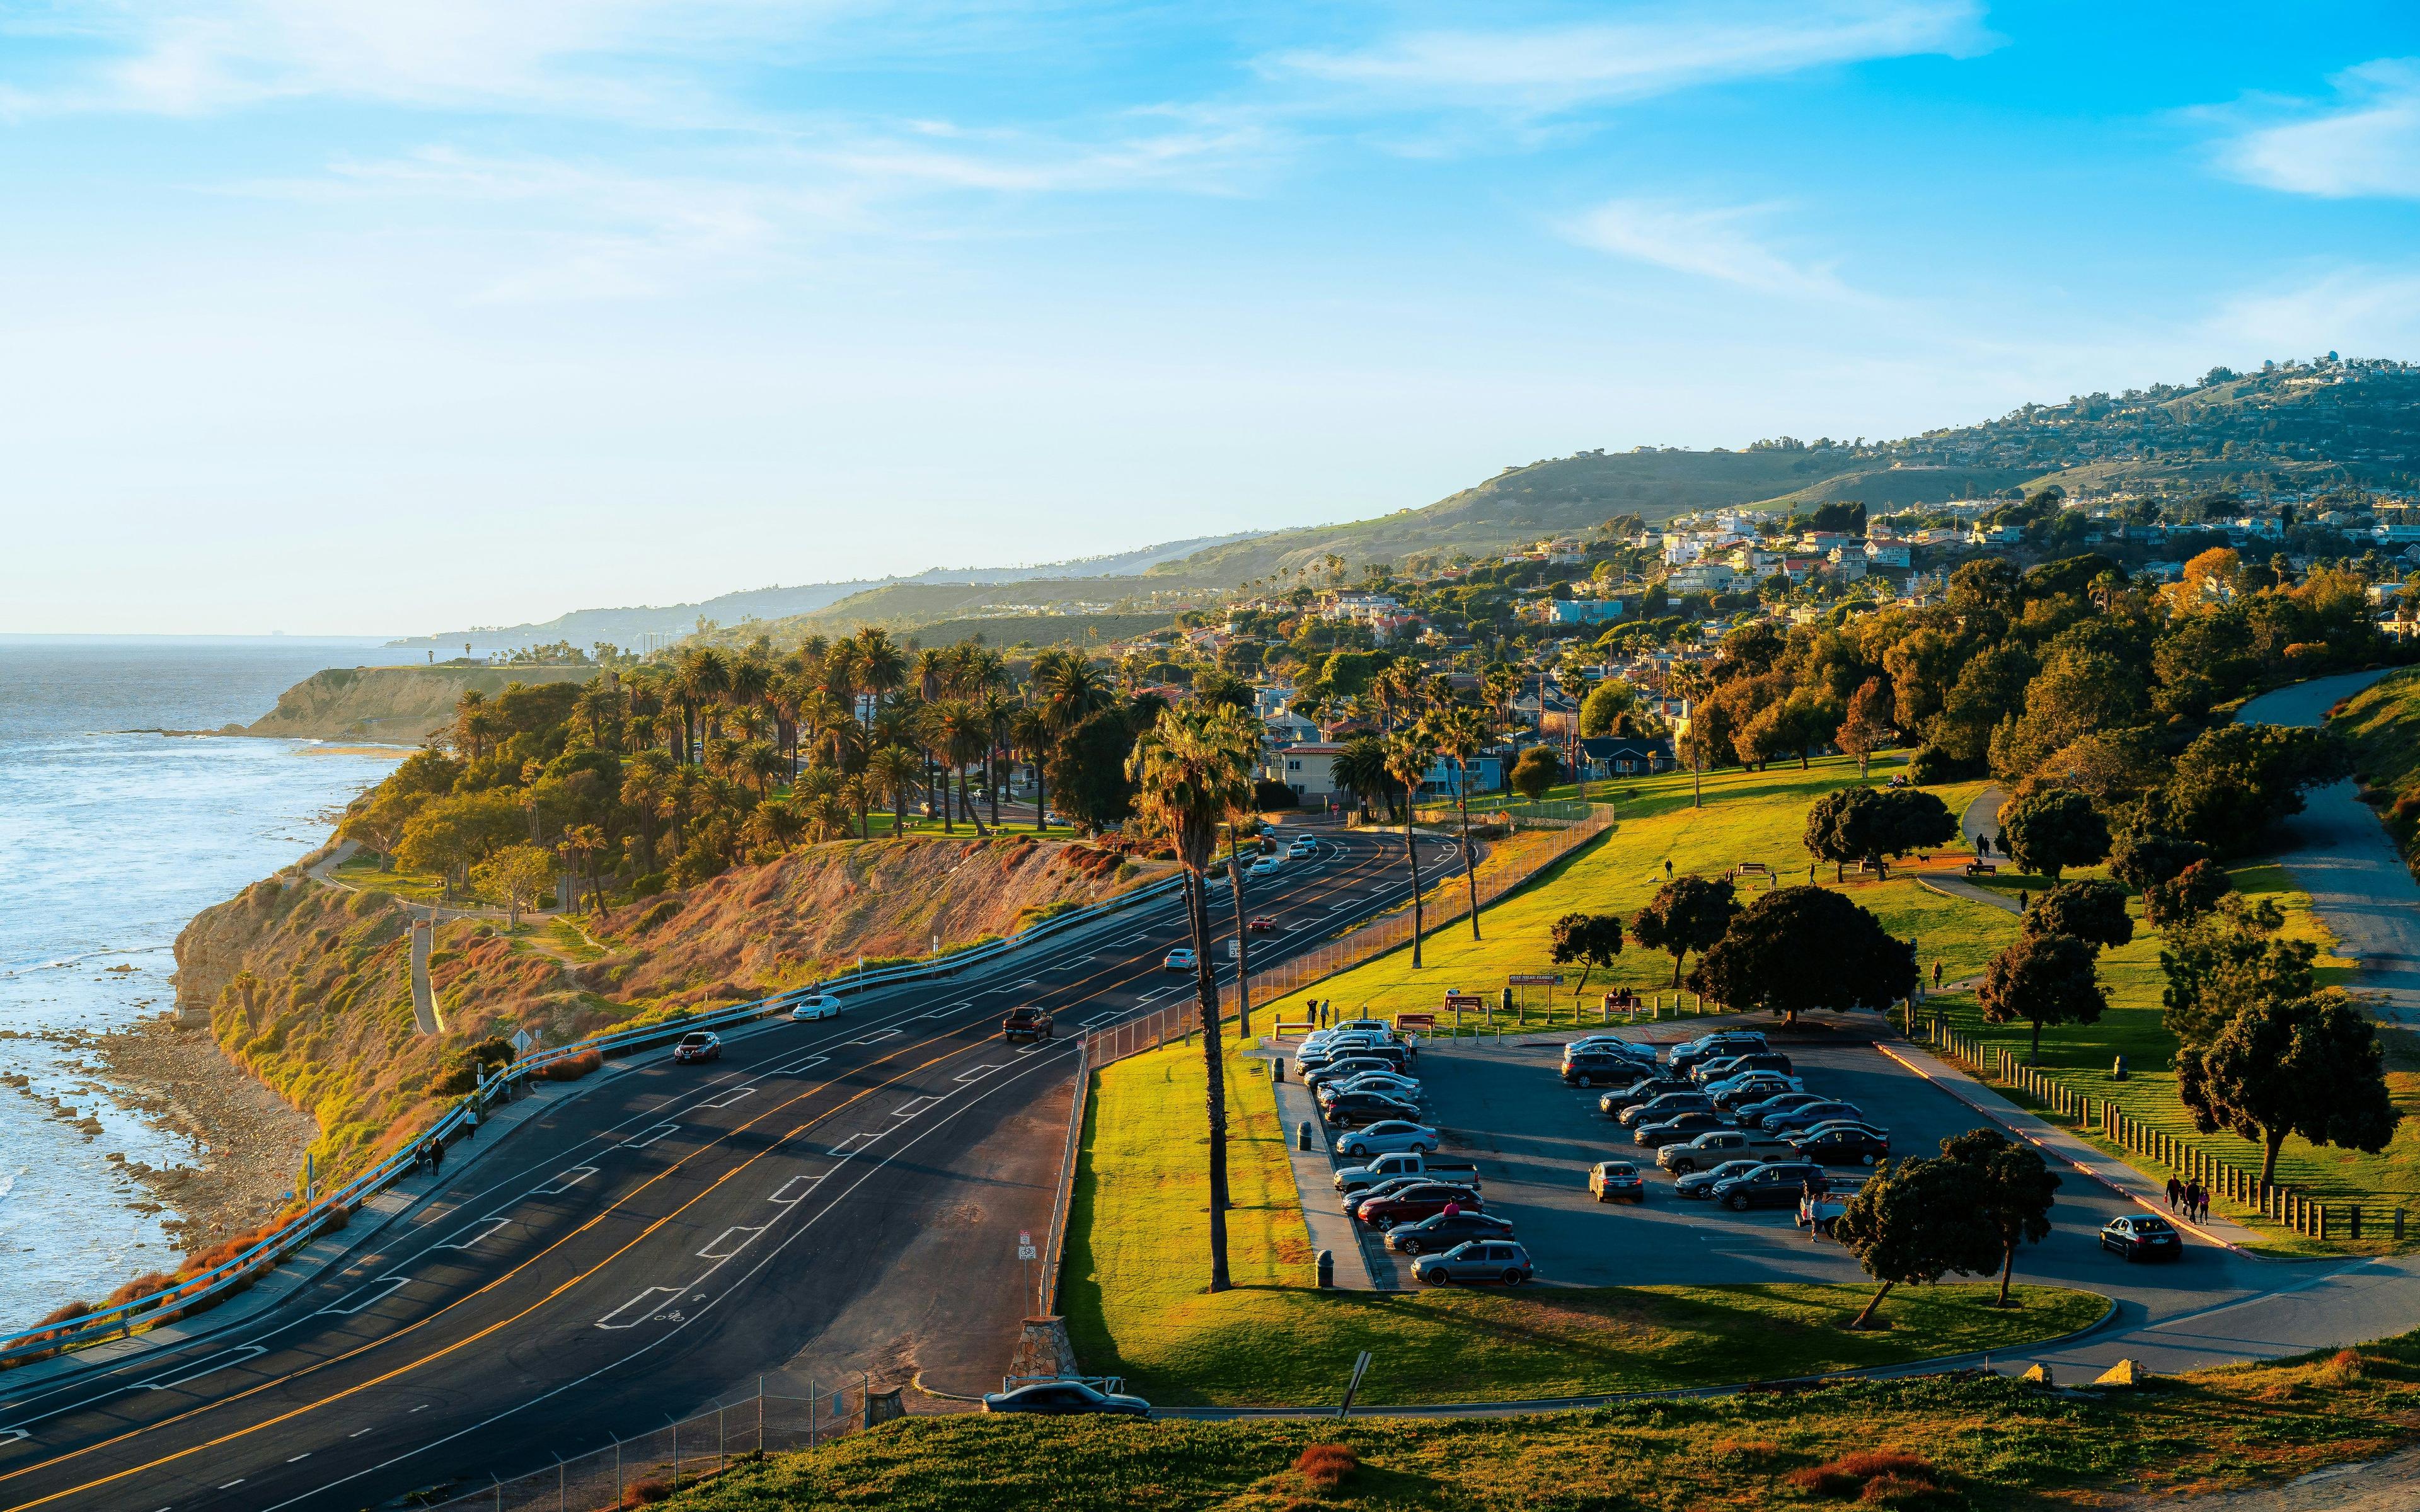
xmin=0 ymin=822 xmax=1455 ymax=1512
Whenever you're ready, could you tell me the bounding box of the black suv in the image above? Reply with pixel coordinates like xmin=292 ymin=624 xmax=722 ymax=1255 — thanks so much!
xmin=1689 ymin=1051 xmax=1794 ymax=1085
xmin=1791 ymin=1126 xmax=1891 ymax=1166
xmin=1321 ymin=1091 xmax=1420 ymax=1128
xmin=1598 ymin=1076 xmax=1695 ymax=1116
xmin=1560 ymin=1048 xmax=1652 ymax=1087
xmin=1616 ymin=1091 xmax=1714 ymax=1129
xmin=1383 ymin=1210 xmax=1516 ymax=1257
xmin=1708 ymin=1161 xmax=1825 ymax=1211
xmin=1669 ymin=1034 xmax=1770 ymax=1077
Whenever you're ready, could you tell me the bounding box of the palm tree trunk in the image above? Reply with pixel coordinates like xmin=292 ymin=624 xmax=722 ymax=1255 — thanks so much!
xmin=1849 ymin=1279 xmax=1894 ymax=1330
xmin=989 ymin=736 xmax=1002 ymax=829
xmin=1033 ymin=747 xmax=1049 ymax=831
xmin=1225 ymin=827 xmax=1253 ymax=1040
xmin=1456 ymin=761 xmax=1481 ymax=941
xmin=1184 ymin=871 xmax=1233 ymax=1292
xmin=962 ymin=773 xmax=989 ymax=836
xmin=1997 ymin=1240 xmax=2017 ymax=1307
xmin=1403 ymin=779 xmax=1426 ymax=970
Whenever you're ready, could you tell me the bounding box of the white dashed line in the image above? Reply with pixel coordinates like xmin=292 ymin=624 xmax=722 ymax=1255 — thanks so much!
xmin=624 ymin=1123 xmax=681 ymax=1148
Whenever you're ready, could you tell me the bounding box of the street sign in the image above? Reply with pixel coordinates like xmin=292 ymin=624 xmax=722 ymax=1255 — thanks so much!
xmin=510 ymin=1028 xmax=536 ymax=1055
xmin=1017 ymin=1244 xmax=1038 ymax=1259
xmin=1019 ymin=1230 xmax=1031 ymax=1246
xmin=1507 ymin=973 xmax=1562 ymax=986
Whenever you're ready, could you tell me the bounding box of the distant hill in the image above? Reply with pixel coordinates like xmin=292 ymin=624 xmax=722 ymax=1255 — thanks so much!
xmin=386 ymin=532 xmax=1262 ymax=655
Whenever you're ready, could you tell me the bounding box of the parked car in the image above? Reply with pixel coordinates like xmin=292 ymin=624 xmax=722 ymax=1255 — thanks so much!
xmin=1333 ymin=1120 xmax=1438 ymax=1159
xmin=1599 ymin=1077 xmax=1696 ymax=1116
xmin=1762 ymin=1101 xmax=1865 ymax=1137
xmin=1354 ymin=1182 xmax=1482 ymax=1228
xmin=1673 ymin=1159 xmax=1765 ymax=1199
xmin=1794 ymin=1120 xmax=1891 ymax=1148
xmin=1617 ymin=1091 xmax=1715 ymax=1130
xmin=1656 ymin=1128 xmax=1798 ymax=1174
xmin=671 ymin=1031 xmax=722 ymax=1064
xmin=1325 ymin=1075 xmax=1424 ymax=1110
xmin=1383 ymin=1210 xmax=1516 ymax=1256
xmin=1305 ymin=1055 xmax=1403 ymax=1090
xmin=1798 ymin=1177 xmax=1864 ymax=1237
xmin=1247 ymin=915 xmax=1279 ymax=933
xmin=1791 ymin=1126 xmax=1891 ymax=1166
xmin=1000 ymin=1006 xmax=1054 ymax=1043
xmin=1668 ymin=1033 xmax=1770 ymax=1076
xmin=1331 ymin=1017 xmax=1396 ymax=1036
xmin=1333 ymin=1151 xmax=1482 ymax=1195
xmin=1705 ymin=1072 xmax=1806 ymax=1109
xmin=1412 ymin=1240 xmax=1534 ymax=1286
xmin=787 ymin=993 xmax=843 ymax=1022
xmin=1322 ymin=1090 xmax=1422 ymax=1128
xmin=2102 ymin=1215 xmax=2184 ymax=1261
xmin=1736 ymin=1091 xmax=1828 ymax=1128
xmin=1561 ymin=1048 xmax=1654 ymax=1087
xmin=1634 ymin=1110 xmax=1727 ymax=1148
xmin=1293 ymin=1036 xmax=1388 ymax=1072
xmin=981 ymin=1379 xmax=1151 ymax=1418
xmin=1163 ymin=947 xmax=1197 ymax=972
xmin=1688 ymin=1051 xmax=1795 ymax=1086
xmin=1708 ymin=1161 xmax=1827 ymax=1211
xmin=1588 ymin=1160 xmax=1647 ymax=1203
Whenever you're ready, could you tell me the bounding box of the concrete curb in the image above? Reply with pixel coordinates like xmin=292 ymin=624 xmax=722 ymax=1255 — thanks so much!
xmin=1155 ymin=1292 xmax=2123 ymax=1420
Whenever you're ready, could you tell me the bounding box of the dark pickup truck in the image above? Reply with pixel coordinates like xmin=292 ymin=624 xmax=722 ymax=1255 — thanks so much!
xmin=1002 ymin=1006 xmax=1054 ymax=1043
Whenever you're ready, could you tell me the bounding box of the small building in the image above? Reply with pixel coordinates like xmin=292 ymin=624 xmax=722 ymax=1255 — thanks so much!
xmin=1579 ymin=736 xmax=1674 ymax=776
xmin=1267 ymin=742 xmax=1347 ymax=801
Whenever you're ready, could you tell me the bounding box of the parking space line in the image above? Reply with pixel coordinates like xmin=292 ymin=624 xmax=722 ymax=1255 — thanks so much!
xmin=624 ymin=1123 xmax=681 ymax=1148
xmin=595 ymin=1286 xmax=685 ymax=1331
xmin=531 ymin=1165 xmax=599 ymax=1195
xmin=954 ymin=1064 xmax=1006 ymax=1082
xmin=918 ymin=1000 xmax=976 ymax=1020
xmin=832 ymin=1131 xmax=880 ymax=1153
xmin=700 ymin=1087 xmax=754 ymax=1109
xmin=696 ymin=1226 xmax=766 ymax=1259
xmin=892 ymin=1096 xmax=938 ymax=1118
xmin=316 ymin=1278 xmax=411 ymax=1318
xmin=434 ymin=1216 xmax=511 ymax=1251
xmin=768 ymin=1174 xmax=824 ymax=1204
xmin=844 ymin=1028 xmax=903 ymax=1045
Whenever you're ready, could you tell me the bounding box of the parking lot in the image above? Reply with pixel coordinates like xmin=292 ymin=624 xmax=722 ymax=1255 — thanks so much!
xmin=1305 ymin=1016 xmax=2276 ymax=1332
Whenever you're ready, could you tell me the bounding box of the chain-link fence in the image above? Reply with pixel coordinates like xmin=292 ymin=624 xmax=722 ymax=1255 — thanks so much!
xmin=420 ymin=1377 xmax=902 ymax=1511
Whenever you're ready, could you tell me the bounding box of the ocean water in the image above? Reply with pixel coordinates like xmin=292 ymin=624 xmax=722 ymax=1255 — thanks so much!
xmin=0 ymin=639 xmax=402 ymax=1332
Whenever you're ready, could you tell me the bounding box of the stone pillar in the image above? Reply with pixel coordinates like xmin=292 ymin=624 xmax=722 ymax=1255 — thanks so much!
xmin=1008 ymin=1315 xmax=1078 ymax=1382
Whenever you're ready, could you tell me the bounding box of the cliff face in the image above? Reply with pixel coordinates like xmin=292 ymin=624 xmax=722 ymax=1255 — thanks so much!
xmin=241 ymin=665 xmax=593 ymax=742
xmin=173 ymin=836 xmax=1168 ymax=1179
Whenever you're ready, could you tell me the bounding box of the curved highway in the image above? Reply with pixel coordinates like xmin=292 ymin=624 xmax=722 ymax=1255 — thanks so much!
xmin=0 ymin=822 xmax=1456 ymax=1512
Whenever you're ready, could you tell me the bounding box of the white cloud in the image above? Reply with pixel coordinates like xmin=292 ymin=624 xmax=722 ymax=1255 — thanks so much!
xmin=1269 ymin=0 xmax=1992 ymax=115
xmin=2209 ymin=268 xmax=2420 ymax=353
xmin=1564 ymin=198 xmax=1854 ymax=301
xmin=2213 ymin=58 xmax=2420 ymax=199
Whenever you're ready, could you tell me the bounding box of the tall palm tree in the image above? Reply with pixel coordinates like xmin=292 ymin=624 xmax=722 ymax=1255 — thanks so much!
xmin=1126 ymin=702 xmax=1260 ymax=1295
xmin=1008 ymin=702 xmax=1052 ymax=830
xmin=1332 ymin=733 xmax=1392 ymax=822
xmin=853 ymin=627 xmax=908 ymax=724
xmin=912 ymin=646 xmax=950 ymax=820
xmin=1385 ymin=728 xmax=1437 ymax=970
xmin=1426 ymin=705 xmax=1490 ymax=941
xmin=867 ymin=745 xmax=921 ymax=835
xmin=1555 ymin=651 xmax=1593 ymax=806
xmin=979 ymin=686 xmax=1015 ymax=829
xmin=672 ymin=647 xmax=732 ymax=764
xmin=935 ymin=701 xmax=993 ymax=836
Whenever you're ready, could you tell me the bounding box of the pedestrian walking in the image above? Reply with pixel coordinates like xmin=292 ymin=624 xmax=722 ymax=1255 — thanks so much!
xmin=429 ymin=1137 xmax=446 ymax=1176
xmin=2185 ymin=1179 xmax=2204 ymax=1222
xmin=1932 ymin=961 xmax=1943 ymax=988
xmin=1663 ymin=859 xmax=1673 ymax=879
xmin=2164 ymin=1174 xmax=2182 ymax=1211
xmin=2017 ymin=890 xmax=2029 ymax=914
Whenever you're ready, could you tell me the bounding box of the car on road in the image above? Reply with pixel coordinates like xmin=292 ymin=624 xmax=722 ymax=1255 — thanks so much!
xmin=1673 ymin=1159 xmax=1765 ymax=1199
xmin=1668 ymin=1032 xmax=1771 ymax=1077
xmin=788 ymin=993 xmax=843 ymax=1022
xmin=1708 ymin=1161 xmax=1827 ymax=1211
xmin=1635 ymin=1110 xmax=1728 ymax=1148
xmin=1736 ymin=1091 xmax=1829 ymax=1128
xmin=1247 ymin=856 xmax=1284 ymax=879
xmin=1561 ymin=1047 xmax=1655 ymax=1087
xmin=671 ymin=1031 xmax=722 ymax=1064
xmin=1599 ymin=1076 xmax=1695 ymax=1116
xmin=1001 ymin=1005 xmax=1054 ymax=1043
xmin=1656 ymin=1127 xmax=1798 ymax=1174
xmin=1384 ymin=1210 xmax=1516 ymax=1256
xmin=981 ymin=1379 xmax=1152 ymax=1418
xmin=1413 ymin=1240 xmax=1534 ymax=1286
xmin=1688 ymin=1051 xmax=1795 ymax=1086
xmin=1790 ymin=1126 xmax=1891 ymax=1166
xmin=1163 ymin=947 xmax=1197 ymax=972
xmin=1322 ymin=1090 xmax=1424 ymax=1128
xmin=1617 ymin=1091 xmax=1715 ymax=1129
xmin=1288 ymin=838 xmax=1318 ymax=859
xmin=1588 ymin=1160 xmax=1647 ymax=1202
xmin=2102 ymin=1215 xmax=2184 ymax=1261
xmin=1333 ymin=1120 xmax=1438 ymax=1159
xmin=1247 ymin=915 xmax=1279 ymax=933
xmin=1354 ymin=1182 xmax=1482 ymax=1228
xmin=1761 ymin=1101 xmax=1865 ymax=1137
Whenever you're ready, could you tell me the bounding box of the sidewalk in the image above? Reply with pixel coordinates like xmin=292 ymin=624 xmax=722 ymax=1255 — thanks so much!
xmin=1255 ymin=1046 xmax=1379 ymax=1290
xmin=1873 ymin=1037 xmax=2264 ymax=1251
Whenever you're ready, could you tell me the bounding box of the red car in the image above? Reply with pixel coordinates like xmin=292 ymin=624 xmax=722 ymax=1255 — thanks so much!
xmin=1247 ymin=916 xmax=1279 ymax=933
xmin=1354 ymin=1183 xmax=1484 ymax=1229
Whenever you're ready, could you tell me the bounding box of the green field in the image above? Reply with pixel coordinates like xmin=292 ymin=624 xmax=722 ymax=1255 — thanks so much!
xmin=1060 ymin=1032 xmax=2103 ymax=1407
xmin=1271 ymin=756 xmax=2015 ymax=1033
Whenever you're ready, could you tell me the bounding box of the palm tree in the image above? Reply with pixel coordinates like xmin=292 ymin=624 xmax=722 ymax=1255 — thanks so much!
xmin=746 ymin=798 xmax=808 ymax=854
xmin=853 ymin=628 xmax=908 ymax=725
xmin=1385 ymin=729 xmax=1437 ymax=969
xmin=672 ymin=647 xmax=732 ymax=764
xmin=1008 ymin=702 xmax=1052 ymax=830
xmin=979 ymin=686 xmax=1015 ymax=829
xmin=1427 ymin=705 xmax=1490 ymax=941
xmin=1332 ymin=733 xmax=1392 ymax=822
xmin=935 ymin=701 xmax=993 ymax=836
xmin=867 ymin=744 xmax=921 ymax=835
xmin=912 ymin=646 xmax=950 ymax=820
xmin=1555 ymin=651 xmax=1593 ymax=806
xmin=742 ymin=740 xmax=787 ymax=796
xmin=1126 ymin=702 xmax=1260 ymax=1295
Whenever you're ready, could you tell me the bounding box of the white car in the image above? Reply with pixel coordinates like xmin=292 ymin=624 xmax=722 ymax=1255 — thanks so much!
xmin=1288 ymin=839 xmax=1318 ymax=859
xmin=1247 ymin=856 xmax=1283 ymax=879
xmin=1334 ymin=1120 xmax=1439 ymax=1159
xmin=788 ymin=993 xmax=843 ymax=1022
xmin=1328 ymin=1070 xmax=1424 ymax=1102
xmin=1163 ymin=947 xmax=1197 ymax=972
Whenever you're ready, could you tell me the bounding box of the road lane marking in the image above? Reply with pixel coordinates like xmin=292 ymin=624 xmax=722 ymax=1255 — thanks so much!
xmin=1079 ymin=1011 xmax=1119 ymax=1028
xmin=917 ymin=1000 xmax=975 ymax=1021
xmin=530 ymin=1167 xmax=597 ymax=1196
xmin=831 ymin=1131 xmax=879 ymax=1152
xmin=954 ymin=1064 xmax=1005 ymax=1082
xmin=433 ymin=1217 xmax=510 ymax=1252
xmin=843 ymin=1029 xmax=902 ymax=1046
xmin=596 ymin=1288 xmax=687 ymax=1330
xmin=316 ymin=1279 xmax=411 ymax=1318
xmin=348 ymin=1429 xmax=372 ymax=1438
xmin=285 ymin=1453 xmax=308 ymax=1463
xmin=623 ymin=1123 xmax=681 ymax=1149
xmin=696 ymin=1227 xmax=764 ymax=1259
xmin=768 ymin=1174 xmax=822 ymax=1204
xmin=700 ymin=1088 xmax=754 ymax=1109
xmin=891 ymin=1097 xmax=936 ymax=1118
xmin=134 ymin=1349 xmax=268 ymax=1392
xmin=217 ymin=1480 xmax=242 ymax=1490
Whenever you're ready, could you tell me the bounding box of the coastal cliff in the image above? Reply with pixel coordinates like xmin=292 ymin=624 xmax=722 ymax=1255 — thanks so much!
xmin=239 ymin=664 xmax=592 ymax=743
xmin=172 ymin=835 xmax=1169 ymax=1183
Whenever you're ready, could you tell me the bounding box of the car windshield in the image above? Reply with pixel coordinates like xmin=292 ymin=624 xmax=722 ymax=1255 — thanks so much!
xmin=1598 ymin=1164 xmax=1635 ymax=1176
xmin=1711 ymin=1161 xmax=1759 ymax=1178
xmin=680 ymin=1034 xmax=712 ymax=1045
xmin=2136 ymin=1218 xmax=2174 ymax=1232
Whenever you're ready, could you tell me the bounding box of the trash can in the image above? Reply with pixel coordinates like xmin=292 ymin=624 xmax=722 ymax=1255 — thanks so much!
xmin=1317 ymin=1249 xmax=1335 ymax=1288
xmin=1297 ymin=1120 xmax=1312 ymax=1152
xmin=1272 ymin=1059 xmax=1285 ymax=1084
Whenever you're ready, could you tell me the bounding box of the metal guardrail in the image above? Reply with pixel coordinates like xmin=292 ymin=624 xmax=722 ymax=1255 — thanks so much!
xmin=0 ymin=868 xmax=1187 ymax=1368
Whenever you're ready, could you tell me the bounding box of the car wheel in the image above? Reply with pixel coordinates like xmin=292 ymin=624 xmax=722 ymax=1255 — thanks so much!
xmin=1727 ymin=1194 xmax=1749 ymax=1211
xmin=1671 ymin=1158 xmax=1693 ymax=1175
xmin=1502 ymin=1269 xmax=1524 ymax=1286
xmin=1862 ymin=1154 xmax=1878 ymax=1166
xmin=1421 ymin=1268 xmax=1446 ymax=1285
xmin=1397 ymin=1239 xmax=1421 ymax=1256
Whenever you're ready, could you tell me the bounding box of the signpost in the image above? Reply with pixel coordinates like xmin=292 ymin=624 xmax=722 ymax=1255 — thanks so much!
xmin=1443 ymin=993 xmax=1485 ymax=1029
xmin=1018 ymin=1229 xmax=1037 ymax=1312
xmin=1506 ymin=973 xmax=1563 ymax=1024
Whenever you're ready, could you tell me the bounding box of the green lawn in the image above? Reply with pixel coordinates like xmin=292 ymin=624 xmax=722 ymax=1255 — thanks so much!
xmin=1920 ymin=865 xmax=2420 ymax=1252
xmin=650 ymin=1335 xmax=2420 ymax=1512
xmin=1061 ymin=1031 xmax=2102 ymax=1407
xmin=1269 ymin=755 xmax=2014 ymax=1034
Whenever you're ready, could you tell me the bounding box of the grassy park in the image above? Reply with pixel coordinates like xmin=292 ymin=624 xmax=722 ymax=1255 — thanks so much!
xmin=1058 ymin=1031 xmax=2104 ymax=1407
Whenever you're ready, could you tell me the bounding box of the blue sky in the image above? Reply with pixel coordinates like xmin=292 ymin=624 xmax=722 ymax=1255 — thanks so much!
xmin=4 ymin=1 xmax=2419 ymax=635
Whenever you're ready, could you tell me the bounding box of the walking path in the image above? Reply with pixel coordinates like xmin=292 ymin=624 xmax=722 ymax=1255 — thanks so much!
xmin=1258 ymin=1047 xmax=1378 ymax=1289
xmin=2240 ymin=668 xmax=2420 ymax=1022
xmin=408 ymin=917 xmax=443 ymax=1035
